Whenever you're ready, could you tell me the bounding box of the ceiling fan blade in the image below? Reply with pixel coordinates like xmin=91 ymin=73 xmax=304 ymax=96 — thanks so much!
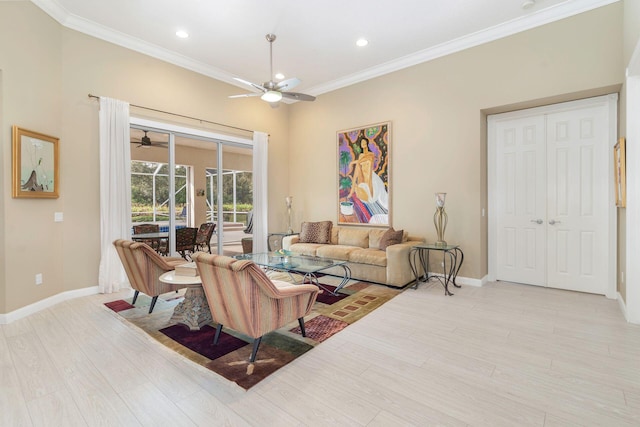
xmin=233 ymin=77 xmax=266 ymax=93
xmin=229 ymin=93 xmax=262 ymax=99
xmin=282 ymin=92 xmax=316 ymax=102
xmin=275 ymin=77 xmax=300 ymax=91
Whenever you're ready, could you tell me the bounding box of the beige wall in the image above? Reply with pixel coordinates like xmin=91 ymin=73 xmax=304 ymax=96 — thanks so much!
xmin=623 ymin=0 xmax=640 ymax=65
xmin=0 ymin=2 xmax=628 ymax=314
xmin=1 ymin=2 xmax=289 ymax=313
xmin=288 ymin=3 xmax=624 ymax=280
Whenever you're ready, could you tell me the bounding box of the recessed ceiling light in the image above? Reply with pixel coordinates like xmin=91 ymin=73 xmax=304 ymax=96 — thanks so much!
xmin=176 ymin=30 xmax=189 ymax=39
xmin=522 ymin=0 xmax=535 ymax=9
xmin=356 ymin=38 xmax=369 ymax=47
xmin=275 ymin=73 xmax=285 ymax=80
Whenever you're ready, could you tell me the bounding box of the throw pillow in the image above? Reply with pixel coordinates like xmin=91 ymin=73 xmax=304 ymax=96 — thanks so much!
xmin=299 ymin=221 xmax=333 ymax=244
xmin=379 ymin=227 xmax=404 ymax=250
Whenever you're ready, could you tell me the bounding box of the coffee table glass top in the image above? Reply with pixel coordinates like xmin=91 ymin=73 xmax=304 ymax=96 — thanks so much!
xmin=234 ymin=252 xmax=345 ymax=274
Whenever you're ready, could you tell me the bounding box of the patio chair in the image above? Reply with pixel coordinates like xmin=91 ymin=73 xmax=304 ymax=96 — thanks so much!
xmin=192 ymin=253 xmax=318 ymax=363
xmin=175 ymin=227 xmax=198 ymax=260
xmin=132 ymin=223 xmax=161 ymax=252
xmin=195 ymin=222 xmax=216 ymax=253
xmin=243 ymin=210 xmax=253 ymax=234
xmin=113 ymin=239 xmax=188 ymax=313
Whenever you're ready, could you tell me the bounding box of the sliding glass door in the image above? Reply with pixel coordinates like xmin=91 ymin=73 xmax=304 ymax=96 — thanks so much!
xmin=129 ymin=119 xmax=253 ymax=257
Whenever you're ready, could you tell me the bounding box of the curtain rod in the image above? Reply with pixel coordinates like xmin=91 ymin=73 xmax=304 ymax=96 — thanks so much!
xmin=88 ymin=94 xmax=254 ymax=134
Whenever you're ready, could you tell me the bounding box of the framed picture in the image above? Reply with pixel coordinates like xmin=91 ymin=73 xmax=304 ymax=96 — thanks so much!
xmin=614 ymin=137 xmax=626 ymax=208
xmin=337 ymin=121 xmax=390 ymax=226
xmin=12 ymin=126 xmax=59 ymax=198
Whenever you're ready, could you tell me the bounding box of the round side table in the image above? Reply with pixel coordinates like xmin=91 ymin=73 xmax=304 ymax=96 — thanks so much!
xmin=159 ymin=270 xmax=212 ymax=331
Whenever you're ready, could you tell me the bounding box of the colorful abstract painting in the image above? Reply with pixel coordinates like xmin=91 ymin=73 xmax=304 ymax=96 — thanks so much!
xmin=337 ymin=122 xmax=390 ymax=226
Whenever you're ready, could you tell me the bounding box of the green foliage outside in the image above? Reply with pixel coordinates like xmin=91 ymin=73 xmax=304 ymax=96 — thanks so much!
xmin=207 ymin=171 xmax=253 ymax=205
xmin=131 ymin=161 xmax=253 ymax=224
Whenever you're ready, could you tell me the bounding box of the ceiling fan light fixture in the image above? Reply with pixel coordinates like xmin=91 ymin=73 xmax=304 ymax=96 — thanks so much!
xmin=261 ymin=90 xmax=282 ymax=103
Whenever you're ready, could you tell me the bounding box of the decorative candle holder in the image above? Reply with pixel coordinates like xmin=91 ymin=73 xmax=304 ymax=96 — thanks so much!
xmin=434 ymin=192 xmax=448 ymax=246
xmin=285 ymin=196 xmax=293 ymax=234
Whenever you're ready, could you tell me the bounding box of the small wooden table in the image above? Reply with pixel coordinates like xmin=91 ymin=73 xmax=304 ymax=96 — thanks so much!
xmin=159 ymin=270 xmax=212 ymax=330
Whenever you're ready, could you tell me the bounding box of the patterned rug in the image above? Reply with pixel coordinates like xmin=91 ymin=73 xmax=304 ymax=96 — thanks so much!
xmin=104 ymin=275 xmax=401 ymax=389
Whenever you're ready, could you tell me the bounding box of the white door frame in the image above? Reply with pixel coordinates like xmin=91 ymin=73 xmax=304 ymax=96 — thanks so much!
xmin=488 ymin=94 xmax=618 ymax=299
xmin=625 ymin=40 xmax=640 ymax=323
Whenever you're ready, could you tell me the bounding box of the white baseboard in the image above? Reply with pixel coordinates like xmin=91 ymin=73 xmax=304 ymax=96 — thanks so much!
xmin=0 ymin=286 xmax=100 ymax=324
xmin=617 ymin=292 xmax=629 ymax=322
xmin=426 ymin=272 xmax=486 ymax=287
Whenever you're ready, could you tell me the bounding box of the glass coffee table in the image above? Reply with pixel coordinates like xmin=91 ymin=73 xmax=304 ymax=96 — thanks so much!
xmin=234 ymin=252 xmax=351 ymax=296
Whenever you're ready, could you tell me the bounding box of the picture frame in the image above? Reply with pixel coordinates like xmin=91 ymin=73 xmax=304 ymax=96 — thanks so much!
xmin=12 ymin=126 xmax=59 ymax=198
xmin=614 ymin=137 xmax=626 ymax=208
xmin=337 ymin=121 xmax=390 ymax=226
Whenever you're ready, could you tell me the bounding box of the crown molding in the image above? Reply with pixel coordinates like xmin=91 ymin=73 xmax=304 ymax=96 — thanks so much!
xmin=306 ymin=0 xmax=620 ymax=96
xmin=31 ymin=0 xmax=620 ymax=97
xmin=30 ymin=0 xmax=244 ymax=88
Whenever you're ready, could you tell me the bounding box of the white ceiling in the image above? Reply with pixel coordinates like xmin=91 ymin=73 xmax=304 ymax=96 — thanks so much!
xmin=32 ymin=0 xmax=616 ymax=98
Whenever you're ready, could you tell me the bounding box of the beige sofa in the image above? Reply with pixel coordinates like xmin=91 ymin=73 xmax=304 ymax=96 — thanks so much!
xmin=282 ymin=224 xmax=424 ymax=288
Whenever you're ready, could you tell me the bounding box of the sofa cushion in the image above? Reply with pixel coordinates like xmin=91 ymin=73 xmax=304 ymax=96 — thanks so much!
xmin=368 ymin=228 xmax=387 ymax=249
xmin=379 ymin=228 xmax=404 ymax=250
xmin=337 ymin=227 xmax=369 ymax=248
xmin=289 ymin=242 xmax=324 ymax=257
xmin=299 ymin=221 xmax=332 ymax=244
xmin=349 ymin=248 xmax=387 ymax=267
xmin=316 ymin=245 xmax=361 ymax=261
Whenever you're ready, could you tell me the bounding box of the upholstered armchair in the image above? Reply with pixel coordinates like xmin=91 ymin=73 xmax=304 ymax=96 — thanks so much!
xmin=192 ymin=252 xmax=319 ymax=363
xmin=113 ymin=239 xmax=188 ymax=313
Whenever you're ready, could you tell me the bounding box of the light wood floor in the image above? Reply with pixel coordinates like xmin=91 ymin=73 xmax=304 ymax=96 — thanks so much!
xmin=2 ymin=280 xmax=640 ymax=426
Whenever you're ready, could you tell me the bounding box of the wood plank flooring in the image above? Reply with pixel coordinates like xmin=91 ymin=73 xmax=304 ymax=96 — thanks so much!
xmin=2 ymin=280 xmax=640 ymax=426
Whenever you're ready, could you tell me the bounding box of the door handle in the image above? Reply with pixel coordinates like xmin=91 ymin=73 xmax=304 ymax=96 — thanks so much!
xmin=548 ymin=219 xmax=561 ymax=225
xmin=530 ymin=219 xmax=543 ymax=224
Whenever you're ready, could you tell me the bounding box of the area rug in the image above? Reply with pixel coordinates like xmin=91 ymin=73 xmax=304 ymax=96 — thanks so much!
xmin=104 ymin=275 xmax=401 ymax=389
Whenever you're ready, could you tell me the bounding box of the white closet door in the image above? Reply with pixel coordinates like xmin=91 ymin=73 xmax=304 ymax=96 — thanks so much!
xmin=490 ymin=95 xmax=615 ymax=296
xmin=546 ymin=105 xmax=609 ymax=294
xmin=495 ymin=115 xmax=547 ymax=286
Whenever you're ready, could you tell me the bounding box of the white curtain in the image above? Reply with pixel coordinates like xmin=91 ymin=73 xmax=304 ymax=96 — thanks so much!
xmin=98 ymin=97 xmax=131 ymax=293
xmin=252 ymin=131 xmax=268 ymax=253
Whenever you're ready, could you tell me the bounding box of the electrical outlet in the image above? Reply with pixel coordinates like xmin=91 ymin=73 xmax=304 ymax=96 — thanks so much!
xmin=35 ymin=273 xmax=43 ymax=285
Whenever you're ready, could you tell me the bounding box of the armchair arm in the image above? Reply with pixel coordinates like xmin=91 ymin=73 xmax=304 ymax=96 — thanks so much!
xmin=268 ymin=280 xmax=320 ymax=299
xmin=245 ymin=263 xmax=319 ymax=299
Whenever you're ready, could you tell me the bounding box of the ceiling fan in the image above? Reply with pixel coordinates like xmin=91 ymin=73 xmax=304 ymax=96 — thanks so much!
xmin=130 ymin=130 xmax=168 ymax=148
xmin=229 ymin=34 xmax=316 ymax=105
